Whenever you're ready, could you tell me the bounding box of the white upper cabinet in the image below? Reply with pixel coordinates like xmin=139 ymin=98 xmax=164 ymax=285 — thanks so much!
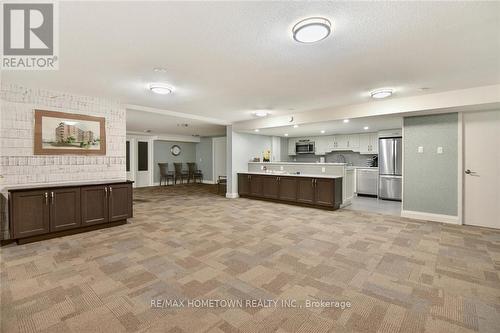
xmin=314 ymin=136 xmax=330 ymax=155
xmin=288 ymin=138 xmax=297 ymax=155
xmin=332 ymin=135 xmax=349 ymax=150
xmin=348 ymin=134 xmax=360 ymax=149
xmin=358 ymin=133 xmax=378 ymax=154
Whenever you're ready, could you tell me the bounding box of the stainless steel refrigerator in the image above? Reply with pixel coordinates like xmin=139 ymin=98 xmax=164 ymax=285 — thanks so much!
xmin=378 ymin=137 xmax=402 ymax=200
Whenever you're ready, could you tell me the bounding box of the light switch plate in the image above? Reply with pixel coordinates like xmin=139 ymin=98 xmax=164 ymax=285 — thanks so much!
xmin=280 ymin=166 xmax=284 ymax=171
xmin=321 ymin=167 xmax=326 ymax=173
xmin=261 ymin=165 xmax=264 ymax=170
xmin=418 ymin=146 xmax=424 ymax=153
xmin=437 ymin=147 xmax=443 ymax=154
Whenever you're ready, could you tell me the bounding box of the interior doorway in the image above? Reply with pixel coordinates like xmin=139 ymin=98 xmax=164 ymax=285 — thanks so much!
xmin=213 ymin=137 xmax=227 ymax=182
xmin=463 ymin=110 xmax=500 ymax=229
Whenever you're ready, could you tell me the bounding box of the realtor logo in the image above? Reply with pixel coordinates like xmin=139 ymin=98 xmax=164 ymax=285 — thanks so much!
xmin=1 ymin=1 xmax=59 ymax=70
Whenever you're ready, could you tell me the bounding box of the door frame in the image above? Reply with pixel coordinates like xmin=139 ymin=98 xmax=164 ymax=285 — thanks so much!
xmin=458 ymin=112 xmax=463 ymax=225
xmin=212 ymin=136 xmax=227 ymax=184
xmin=126 ymin=134 xmax=154 ymax=188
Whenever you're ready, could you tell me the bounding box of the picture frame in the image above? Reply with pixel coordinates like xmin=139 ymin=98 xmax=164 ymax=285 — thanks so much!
xmin=34 ymin=109 xmax=106 ymax=155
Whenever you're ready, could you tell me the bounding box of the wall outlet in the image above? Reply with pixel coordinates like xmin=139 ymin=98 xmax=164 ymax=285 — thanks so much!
xmin=261 ymin=165 xmax=264 ymax=170
xmin=437 ymin=147 xmax=443 ymax=154
xmin=418 ymin=146 xmax=424 ymax=153
xmin=321 ymin=167 xmax=326 ymax=173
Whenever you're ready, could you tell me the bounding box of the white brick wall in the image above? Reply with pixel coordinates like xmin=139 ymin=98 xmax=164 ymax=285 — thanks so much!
xmin=0 ymin=83 xmax=127 ymax=240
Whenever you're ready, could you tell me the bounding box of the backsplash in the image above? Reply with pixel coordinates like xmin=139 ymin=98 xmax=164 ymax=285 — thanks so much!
xmin=288 ymin=151 xmax=377 ymax=166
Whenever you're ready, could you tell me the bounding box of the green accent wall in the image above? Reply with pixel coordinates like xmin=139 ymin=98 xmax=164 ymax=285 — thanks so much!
xmin=403 ymin=113 xmax=458 ymax=216
xmin=153 ymin=141 xmax=197 ymax=183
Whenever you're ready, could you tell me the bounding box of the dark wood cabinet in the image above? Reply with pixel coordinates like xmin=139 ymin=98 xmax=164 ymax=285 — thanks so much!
xmin=81 ymin=186 xmax=108 ymax=226
xmin=9 ymin=181 xmax=133 ymax=243
xmin=238 ymin=173 xmax=342 ymax=210
xmin=262 ymin=176 xmax=280 ymax=199
xmin=238 ymin=174 xmax=250 ymax=196
xmin=109 ymin=184 xmax=132 ymax=222
xmin=11 ymin=190 xmax=50 ymax=238
xmin=50 ymin=187 xmax=81 ymax=231
xmin=249 ymin=175 xmax=263 ymax=196
xmin=296 ymin=177 xmax=315 ymax=204
xmin=278 ymin=177 xmax=297 ymax=202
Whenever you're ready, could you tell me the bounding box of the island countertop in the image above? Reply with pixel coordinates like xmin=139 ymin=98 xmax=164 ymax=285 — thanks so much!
xmin=248 ymin=161 xmax=347 ymax=166
xmin=240 ymin=172 xmax=342 ymax=179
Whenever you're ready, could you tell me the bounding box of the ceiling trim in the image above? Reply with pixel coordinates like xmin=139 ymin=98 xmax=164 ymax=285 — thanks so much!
xmin=126 ymin=104 xmax=230 ymax=126
xmin=126 ymin=131 xmax=201 ymax=143
xmin=232 ymin=84 xmax=500 ymax=131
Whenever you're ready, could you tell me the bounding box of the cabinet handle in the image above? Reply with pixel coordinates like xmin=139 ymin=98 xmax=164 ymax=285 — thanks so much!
xmin=109 ymin=186 xmax=113 ymax=196
xmin=50 ymin=191 xmax=54 ymax=205
xmin=104 ymin=186 xmax=108 ymax=197
xmin=44 ymin=192 xmax=48 ymax=205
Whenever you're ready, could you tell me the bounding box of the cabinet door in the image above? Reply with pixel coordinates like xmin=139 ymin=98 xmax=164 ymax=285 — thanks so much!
xmin=238 ymin=174 xmax=250 ymax=195
xmin=81 ymin=185 xmax=108 ymax=226
xmin=249 ymin=175 xmax=263 ymax=196
xmin=11 ymin=190 xmax=50 ymax=238
xmin=296 ymin=177 xmax=315 ymax=204
xmin=358 ymin=133 xmax=371 ymax=154
xmin=348 ymin=134 xmax=360 ymax=149
xmin=278 ymin=177 xmax=297 ymax=202
xmin=109 ymin=184 xmax=132 ymax=222
xmin=370 ymin=134 xmax=379 ymax=154
xmin=314 ymin=178 xmax=335 ymax=207
xmin=288 ymin=138 xmax=296 ymax=155
xmin=50 ymin=187 xmax=81 ymax=231
xmin=333 ymin=135 xmax=348 ymax=150
xmin=262 ymin=176 xmax=280 ymax=199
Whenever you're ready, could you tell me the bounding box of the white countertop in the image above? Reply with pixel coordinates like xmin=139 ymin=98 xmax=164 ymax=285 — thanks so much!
xmin=4 ymin=179 xmax=131 ymax=191
xmin=346 ymin=166 xmax=379 ymax=170
xmin=241 ymin=172 xmax=342 ymax=179
xmin=248 ymin=162 xmax=347 ymax=166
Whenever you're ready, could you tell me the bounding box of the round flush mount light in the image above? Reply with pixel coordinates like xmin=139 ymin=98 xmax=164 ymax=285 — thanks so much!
xmin=320 ymin=130 xmax=325 ymax=134
xmin=292 ymin=17 xmax=332 ymax=43
xmin=370 ymin=89 xmax=393 ymax=99
xmin=363 ymin=126 xmax=369 ymax=130
xmin=343 ymin=119 xmax=350 ymax=123
xmin=293 ymin=124 xmax=299 ymax=128
xmin=149 ymin=83 xmax=173 ymax=95
xmin=253 ymin=111 xmax=269 ymax=117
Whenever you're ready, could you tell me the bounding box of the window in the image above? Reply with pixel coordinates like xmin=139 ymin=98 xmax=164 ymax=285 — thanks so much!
xmin=138 ymin=141 xmax=148 ymax=171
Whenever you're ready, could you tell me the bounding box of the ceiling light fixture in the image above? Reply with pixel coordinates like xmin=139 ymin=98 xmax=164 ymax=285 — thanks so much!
xmin=153 ymin=67 xmax=167 ymax=73
xmin=293 ymin=125 xmax=299 ymax=128
xmin=343 ymin=119 xmax=349 ymax=123
xmin=254 ymin=129 xmax=260 ymax=132
xmin=284 ymin=133 xmax=289 ymax=137
xmin=363 ymin=126 xmax=369 ymax=130
xmin=253 ymin=111 xmax=269 ymax=117
xmin=149 ymin=83 xmax=173 ymax=95
xmin=320 ymin=130 xmax=325 ymax=134
xmin=370 ymin=89 xmax=393 ymax=99
xmin=292 ymin=17 xmax=332 ymax=43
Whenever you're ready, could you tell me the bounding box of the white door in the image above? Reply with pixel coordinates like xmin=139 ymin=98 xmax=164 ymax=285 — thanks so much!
xmin=213 ymin=137 xmax=227 ymax=183
xmin=135 ymin=140 xmax=151 ymax=187
xmin=464 ymin=110 xmax=500 ymax=228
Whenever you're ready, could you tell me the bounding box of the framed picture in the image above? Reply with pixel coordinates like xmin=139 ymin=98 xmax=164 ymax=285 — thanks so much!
xmin=34 ymin=110 xmax=106 ymax=155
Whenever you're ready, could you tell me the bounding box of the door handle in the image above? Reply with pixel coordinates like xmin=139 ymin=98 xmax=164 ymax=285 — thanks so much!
xmin=44 ymin=192 xmax=48 ymax=205
xmin=50 ymin=191 xmax=54 ymax=205
xmin=465 ymin=169 xmax=477 ymax=175
xmin=104 ymin=186 xmax=108 ymax=197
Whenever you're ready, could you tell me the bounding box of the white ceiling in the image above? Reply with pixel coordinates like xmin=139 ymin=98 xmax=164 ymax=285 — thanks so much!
xmin=3 ymin=1 xmax=500 ymax=123
xmin=245 ymin=115 xmax=402 ymax=137
xmin=126 ymin=109 xmax=226 ymax=137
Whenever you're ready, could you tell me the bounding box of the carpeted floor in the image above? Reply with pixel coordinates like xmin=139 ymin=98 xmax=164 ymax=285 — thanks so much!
xmin=1 ymin=184 xmax=500 ymax=333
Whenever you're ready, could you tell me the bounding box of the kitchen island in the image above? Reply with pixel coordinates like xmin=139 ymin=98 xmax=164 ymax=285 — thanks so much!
xmin=238 ymin=172 xmax=342 ymax=210
xmin=247 ymin=162 xmax=354 ymax=206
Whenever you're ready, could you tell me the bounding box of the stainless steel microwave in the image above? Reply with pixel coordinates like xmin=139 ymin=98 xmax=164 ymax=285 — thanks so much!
xmin=296 ymin=141 xmax=315 ymax=154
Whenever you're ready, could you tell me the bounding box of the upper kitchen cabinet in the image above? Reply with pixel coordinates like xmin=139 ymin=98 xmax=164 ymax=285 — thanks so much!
xmin=358 ymin=133 xmax=378 ymax=154
xmin=288 ymin=138 xmax=297 ymax=155
xmin=314 ymin=136 xmax=330 ymax=155
xmin=332 ymin=135 xmax=349 ymax=150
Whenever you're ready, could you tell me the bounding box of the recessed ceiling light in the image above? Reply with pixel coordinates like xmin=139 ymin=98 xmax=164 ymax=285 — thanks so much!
xmin=284 ymin=133 xmax=289 ymax=137
xmin=292 ymin=17 xmax=332 ymax=43
xmin=254 ymin=129 xmax=260 ymax=132
xmin=293 ymin=125 xmax=299 ymax=128
xmin=370 ymin=89 xmax=393 ymax=99
xmin=253 ymin=111 xmax=269 ymax=117
xmin=320 ymin=130 xmax=325 ymax=134
xmin=343 ymin=119 xmax=349 ymax=123
xmin=363 ymin=126 xmax=369 ymax=130
xmin=149 ymin=83 xmax=173 ymax=95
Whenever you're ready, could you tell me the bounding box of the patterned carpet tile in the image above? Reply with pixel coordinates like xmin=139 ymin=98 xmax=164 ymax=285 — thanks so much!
xmin=1 ymin=184 xmax=500 ymax=333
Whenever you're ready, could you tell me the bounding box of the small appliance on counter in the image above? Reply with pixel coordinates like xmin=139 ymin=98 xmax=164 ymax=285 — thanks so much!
xmin=369 ymin=155 xmax=378 ymax=167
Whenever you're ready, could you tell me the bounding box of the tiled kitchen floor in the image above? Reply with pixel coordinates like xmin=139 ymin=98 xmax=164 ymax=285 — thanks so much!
xmin=345 ymin=195 xmax=402 ymax=216
xmin=1 ymin=184 xmax=499 ymax=332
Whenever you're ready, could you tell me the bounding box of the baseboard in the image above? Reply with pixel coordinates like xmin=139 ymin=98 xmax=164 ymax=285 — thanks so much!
xmin=340 ymin=198 xmax=352 ymax=208
xmin=226 ymin=193 xmax=239 ymax=199
xmin=401 ymin=210 xmax=460 ymax=225
xmin=202 ymin=180 xmax=216 ymax=185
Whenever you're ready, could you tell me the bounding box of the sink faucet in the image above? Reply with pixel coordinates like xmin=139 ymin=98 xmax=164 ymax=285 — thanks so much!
xmin=337 ymin=154 xmax=346 ymax=164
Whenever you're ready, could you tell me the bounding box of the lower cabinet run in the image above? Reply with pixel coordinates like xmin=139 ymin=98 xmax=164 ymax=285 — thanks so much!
xmin=9 ymin=181 xmax=133 ymax=244
xmin=238 ymin=173 xmax=342 ymax=210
